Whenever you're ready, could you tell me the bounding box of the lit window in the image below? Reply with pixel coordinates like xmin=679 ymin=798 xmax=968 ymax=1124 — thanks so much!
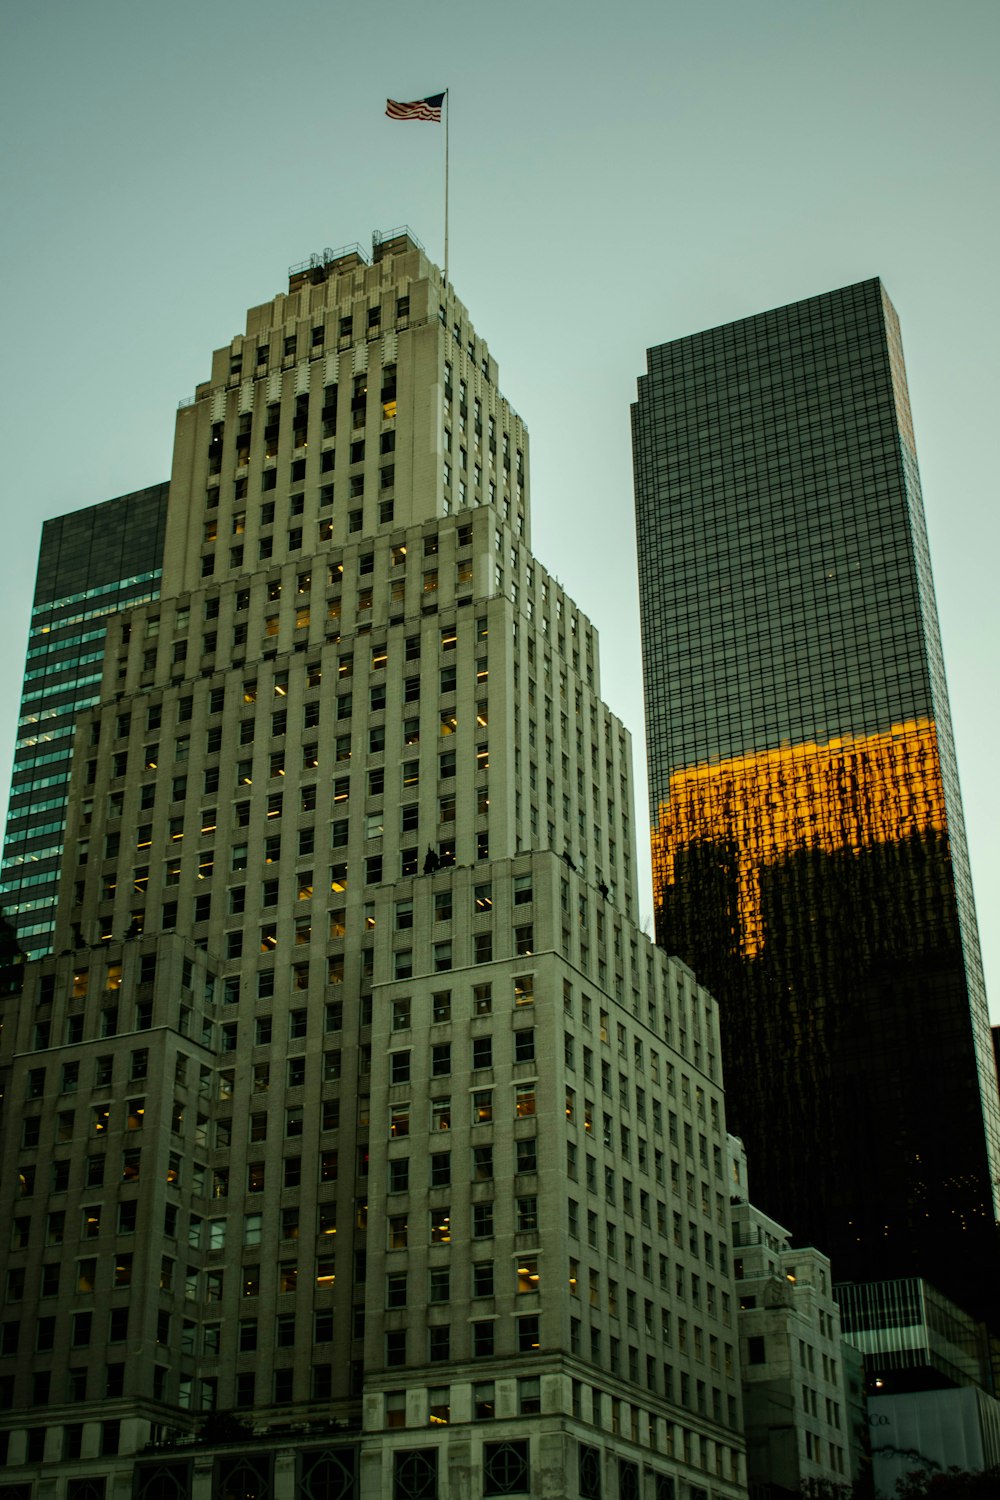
xmin=517 ymin=1256 xmax=539 ymax=1293
xmin=515 ymin=1085 xmax=536 ymax=1118
xmin=514 ymin=974 xmax=534 ymax=1005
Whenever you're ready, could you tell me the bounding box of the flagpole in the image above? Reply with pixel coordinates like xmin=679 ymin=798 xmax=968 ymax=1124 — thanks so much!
xmin=385 ymin=92 xmax=448 ymax=277
xmin=443 ymin=90 xmax=450 ymax=288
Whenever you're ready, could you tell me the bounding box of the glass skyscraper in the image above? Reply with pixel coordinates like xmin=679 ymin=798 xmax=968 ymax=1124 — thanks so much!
xmin=1 ymin=486 xmax=168 ymax=959
xmin=631 ymin=278 xmax=1000 ymax=1331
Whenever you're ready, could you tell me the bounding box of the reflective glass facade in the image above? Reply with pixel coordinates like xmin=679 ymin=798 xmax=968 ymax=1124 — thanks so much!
xmin=835 ymin=1278 xmax=992 ymax=1392
xmin=632 ymin=279 xmax=1000 ymax=1329
xmin=1 ymin=484 xmax=168 ymax=957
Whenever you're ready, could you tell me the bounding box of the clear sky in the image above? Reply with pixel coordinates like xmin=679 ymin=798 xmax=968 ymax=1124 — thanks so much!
xmin=1 ymin=0 xmax=997 ymax=1010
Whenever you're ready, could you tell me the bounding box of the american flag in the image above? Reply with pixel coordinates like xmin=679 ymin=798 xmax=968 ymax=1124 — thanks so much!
xmin=386 ymin=93 xmax=445 ymax=122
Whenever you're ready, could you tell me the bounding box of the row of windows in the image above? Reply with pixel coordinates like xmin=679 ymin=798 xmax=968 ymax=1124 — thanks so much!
xmin=116 ymin=572 xmax=583 ymax=722
xmin=387 ymin=1082 xmax=537 ymax=1137
xmin=25 ymin=623 xmax=108 ymax=667
xmin=109 ymin=679 xmax=487 ymax=785
xmin=196 ymin=882 xmax=505 ymax=964
xmin=175 ymin=563 xmax=484 ymax=649
xmin=23 ymin=1038 xmax=150 ymax=1095
xmin=390 ymin=975 xmax=533 ymax=1030
xmin=228 ymin=314 xmax=405 ymax=373
xmin=30 ymin=568 xmax=162 ymax=620
xmin=118 ymin=679 xmax=488 ymax=742
xmin=385 ymin=1191 xmax=540 ymax=1246
xmin=387 ymin=1026 xmax=534 ymax=1081
xmin=22 ymin=647 xmax=106 ymax=686
xmin=385 ymin=1315 xmax=539 ymax=1370
xmin=566 ymin=1116 xmax=724 ymax=1219
xmin=20 ymin=1097 xmax=145 ymax=1145
xmin=566 ymin=1061 xmax=719 ymax=1156
xmin=3 ymin=816 xmax=67 ymax=849
xmin=116 ymin=604 xmax=482 ymax=696
xmin=0 ymin=1382 xmax=737 ymax=1486
xmin=17 ymin=700 xmax=95 ymax=738
xmin=100 ymin=700 xmax=489 ymax=789
xmin=568 ymin=1190 xmax=728 ymax=1283
xmin=571 ymin=1309 xmax=736 ymax=1411
xmin=573 ymin=1248 xmax=731 ymax=1330
xmin=0 ymin=1414 xmax=124 ymax=1464
xmin=20 ymin=668 xmax=103 ymax=709
xmin=206 ymin=438 xmax=401 ymax=498
xmin=99 ymin=681 xmax=491 ymax=798
xmin=208 ymin=414 xmax=394 ymax=478
xmin=4 ymin=1248 xmax=143 ymax=1303
xmin=197 ymin=485 xmax=425 ymax=570
xmin=15 ymin=1144 xmax=178 ymax=1197
xmin=0 ymin=1430 xmax=700 ymax=1498
xmin=8 ymin=1192 xmax=260 ymax=1257
xmin=96 ymin=749 xmax=488 ymax=839
xmin=567 ymin=1131 xmax=727 ymax=1243
xmin=384 ymin=1137 xmax=537 ymax=1195
xmin=103 ymin=816 xmax=497 ymax=906
xmin=89 ymin=770 xmax=491 ymax=901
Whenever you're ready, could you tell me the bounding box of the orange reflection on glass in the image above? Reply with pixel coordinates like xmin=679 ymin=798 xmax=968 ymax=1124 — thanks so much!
xmin=652 ymin=718 xmax=946 ymax=957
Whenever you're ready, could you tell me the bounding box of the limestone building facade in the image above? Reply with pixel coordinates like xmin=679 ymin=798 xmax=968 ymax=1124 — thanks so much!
xmin=729 ymin=1140 xmax=853 ymax=1496
xmin=0 ymin=233 xmax=747 ymax=1500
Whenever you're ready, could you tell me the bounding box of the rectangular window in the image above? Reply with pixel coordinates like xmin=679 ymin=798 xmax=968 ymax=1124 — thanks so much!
xmin=432 ymin=991 xmax=452 ymax=1022
xmin=473 ymin=1262 xmax=495 ymax=1298
xmin=516 ymin=1315 xmax=540 ymax=1353
xmin=429 ymin=1267 xmax=450 ymax=1304
xmin=515 ymin=1085 xmax=536 ymax=1117
xmin=473 ymin=1321 xmax=495 ymax=1358
xmin=516 ymin=1137 xmax=538 ymax=1173
xmin=429 ymin=1327 xmax=450 ymax=1362
xmin=516 ymin=1197 xmax=539 ymax=1233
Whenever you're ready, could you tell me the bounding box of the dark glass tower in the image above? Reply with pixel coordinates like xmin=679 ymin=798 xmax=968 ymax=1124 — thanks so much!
xmin=1 ymin=485 xmax=169 ymax=959
xmin=631 ymin=278 xmax=1000 ymax=1329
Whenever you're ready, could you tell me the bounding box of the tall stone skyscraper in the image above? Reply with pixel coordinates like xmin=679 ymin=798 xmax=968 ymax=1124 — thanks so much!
xmin=631 ymin=279 xmax=1000 ymax=1334
xmin=0 ymin=234 xmax=756 ymax=1499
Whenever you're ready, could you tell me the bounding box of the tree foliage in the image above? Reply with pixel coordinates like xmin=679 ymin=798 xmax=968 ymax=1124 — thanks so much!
xmin=893 ymin=1467 xmax=1000 ymax=1499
